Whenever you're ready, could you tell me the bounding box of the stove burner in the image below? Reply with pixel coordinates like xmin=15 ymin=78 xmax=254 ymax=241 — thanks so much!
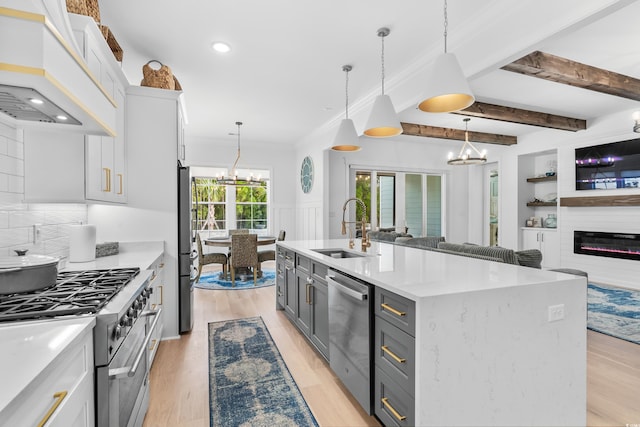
xmin=0 ymin=267 xmax=140 ymax=322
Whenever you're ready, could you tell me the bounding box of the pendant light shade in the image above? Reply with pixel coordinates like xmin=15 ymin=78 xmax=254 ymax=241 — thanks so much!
xmin=364 ymin=94 xmax=403 ymax=137
xmin=364 ymin=27 xmax=403 ymax=138
xmin=332 ymin=119 xmax=361 ymax=151
xmin=418 ymin=52 xmax=475 ymax=113
xmin=332 ymin=65 xmax=361 ymax=151
xmin=418 ymin=0 xmax=475 ymax=113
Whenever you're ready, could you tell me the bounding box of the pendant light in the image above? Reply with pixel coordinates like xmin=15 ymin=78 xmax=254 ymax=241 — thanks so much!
xmin=216 ymin=122 xmax=265 ymax=186
xmin=447 ymin=118 xmax=487 ymax=165
xmin=332 ymin=65 xmax=361 ymax=151
xmin=364 ymin=27 xmax=403 ymax=138
xmin=418 ymin=0 xmax=475 ymax=113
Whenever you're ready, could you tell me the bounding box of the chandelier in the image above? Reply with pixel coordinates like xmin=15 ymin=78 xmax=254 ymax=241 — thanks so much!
xmin=447 ymin=118 xmax=487 ymax=165
xmin=216 ymin=121 xmax=265 ymax=186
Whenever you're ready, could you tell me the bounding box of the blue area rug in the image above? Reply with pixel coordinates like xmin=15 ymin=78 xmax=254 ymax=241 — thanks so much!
xmin=195 ymin=269 xmax=275 ymax=290
xmin=208 ymin=317 xmax=319 ymax=427
xmin=588 ymin=283 xmax=640 ymax=345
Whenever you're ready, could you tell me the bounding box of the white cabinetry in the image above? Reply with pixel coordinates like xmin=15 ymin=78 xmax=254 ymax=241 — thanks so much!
xmin=72 ymin=14 xmax=128 ymax=203
xmin=521 ymin=228 xmax=560 ymax=269
xmin=0 ymin=320 xmax=95 ymax=427
xmin=148 ymin=253 xmax=165 ymax=366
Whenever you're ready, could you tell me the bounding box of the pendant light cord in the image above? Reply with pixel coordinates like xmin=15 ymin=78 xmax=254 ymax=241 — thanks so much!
xmin=443 ymin=0 xmax=448 ymax=53
xmin=231 ymin=121 xmax=242 ymax=176
xmin=380 ymin=32 xmax=386 ymax=95
xmin=344 ymin=66 xmax=350 ymax=120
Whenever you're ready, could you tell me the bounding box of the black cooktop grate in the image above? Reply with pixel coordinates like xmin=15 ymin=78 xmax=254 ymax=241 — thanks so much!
xmin=0 ymin=267 xmax=140 ymax=322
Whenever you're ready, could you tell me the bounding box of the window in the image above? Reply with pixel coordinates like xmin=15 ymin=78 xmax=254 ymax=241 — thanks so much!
xmin=353 ymin=169 xmax=443 ymax=237
xmin=191 ymin=168 xmax=270 ymax=233
xmin=193 ymin=178 xmax=226 ymax=231
xmin=235 ymin=185 xmax=268 ymax=230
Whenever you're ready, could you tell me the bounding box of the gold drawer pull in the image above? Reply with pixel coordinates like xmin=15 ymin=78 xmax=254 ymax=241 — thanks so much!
xmin=381 ymin=345 xmax=406 ymax=363
xmin=37 ymin=391 xmax=68 ymax=427
xmin=159 ymin=285 xmax=164 ymax=305
xmin=381 ymin=303 xmax=406 ymax=317
xmin=102 ymin=168 xmax=111 ymax=192
xmin=381 ymin=397 xmax=406 ymax=422
xmin=117 ymin=173 xmax=123 ymax=194
xmin=149 ymin=339 xmax=157 ymax=352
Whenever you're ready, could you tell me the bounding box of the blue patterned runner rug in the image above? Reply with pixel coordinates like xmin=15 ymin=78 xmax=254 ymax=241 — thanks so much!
xmin=587 ymin=283 xmax=640 ymax=345
xmin=208 ymin=317 xmax=319 ymax=426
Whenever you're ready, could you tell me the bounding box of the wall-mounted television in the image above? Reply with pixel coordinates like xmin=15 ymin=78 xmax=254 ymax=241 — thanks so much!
xmin=575 ymin=138 xmax=640 ymax=190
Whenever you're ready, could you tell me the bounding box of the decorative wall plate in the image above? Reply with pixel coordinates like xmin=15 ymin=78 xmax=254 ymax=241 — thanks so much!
xmin=300 ymin=156 xmax=313 ymax=193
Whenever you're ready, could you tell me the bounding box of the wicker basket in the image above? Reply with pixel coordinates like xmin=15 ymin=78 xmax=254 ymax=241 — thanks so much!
xmin=141 ymin=60 xmax=176 ymax=90
xmin=84 ymin=0 xmax=101 ymax=22
xmin=99 ymin=25 xmax=123 ymax=62
xmin=65 ymin=0 xmax=87 ymax=15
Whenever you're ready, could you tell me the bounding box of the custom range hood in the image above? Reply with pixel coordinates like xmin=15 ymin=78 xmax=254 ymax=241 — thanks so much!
xmin=0 ymin=1 xmax=117 ymax=136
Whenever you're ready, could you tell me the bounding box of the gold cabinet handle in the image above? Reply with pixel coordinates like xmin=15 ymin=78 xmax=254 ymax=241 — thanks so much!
xmin=37 ymin=391 xmax=68 ymax=427
xmin=381 ymin=303 xmax=406 ymax=317
xmin=159 ymin=285 xmax=163 ymax=305
xmin=305 ymin=283 xmax=310 ymax=304
xmin=102 ymin=168 xmax=112 ymax=192
xmin=381 ymin=345 xmax=406 ymax=363
xmin=159 ymin=263 xmax=164 ymax=268
xmin=117 ymin=173 xmax=123 ymax=194
xmin=149 ymin=339 xmax=157 ymax=352
xmin=381 ymin=397 xmax=406 ymax=422
xmin=151 ymin=303 xmax=157 ymax=310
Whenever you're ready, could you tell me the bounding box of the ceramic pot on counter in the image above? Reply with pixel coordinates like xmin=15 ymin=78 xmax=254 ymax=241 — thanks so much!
xmin=0 ymin=255 xmax=59 ymax=295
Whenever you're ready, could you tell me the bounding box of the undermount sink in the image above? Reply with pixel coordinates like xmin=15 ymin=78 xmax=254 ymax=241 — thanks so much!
xmin=311 ymin=249 xmax=368 ymax=259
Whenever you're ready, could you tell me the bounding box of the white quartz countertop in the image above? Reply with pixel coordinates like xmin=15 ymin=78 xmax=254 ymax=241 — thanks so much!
xmin=279 ymin=239 xmax=583 ymax=301
xmin=61 ymin=240 xmax=164 ymax=272
xmin=0 ymin=317 xmax=95 ymax=413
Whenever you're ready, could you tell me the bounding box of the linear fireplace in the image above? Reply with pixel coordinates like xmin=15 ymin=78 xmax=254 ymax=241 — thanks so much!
xmin=574 ymin=230 xmax=640 ymax=261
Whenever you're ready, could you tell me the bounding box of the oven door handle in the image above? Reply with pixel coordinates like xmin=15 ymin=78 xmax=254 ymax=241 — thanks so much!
xmin=109 ymin=306 xmax=162 ymax=379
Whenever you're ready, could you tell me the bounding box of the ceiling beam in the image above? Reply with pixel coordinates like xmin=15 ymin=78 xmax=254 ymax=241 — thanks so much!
xmin=502 ymin=51 xmax=640 ymax=101
xmin=401 ymin=123 xmax=517 ymax=146
xmin=452 ymin=101 xmax=587 ymax=132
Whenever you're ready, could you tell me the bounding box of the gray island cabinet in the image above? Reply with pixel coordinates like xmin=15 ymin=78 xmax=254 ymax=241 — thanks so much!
xmin=276 ymin=239 xmax=587 ymax=427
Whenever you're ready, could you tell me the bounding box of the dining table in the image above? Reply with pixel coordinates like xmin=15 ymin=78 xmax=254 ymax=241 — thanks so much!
xmin=204 ymin=235 xmax=277 ymax=280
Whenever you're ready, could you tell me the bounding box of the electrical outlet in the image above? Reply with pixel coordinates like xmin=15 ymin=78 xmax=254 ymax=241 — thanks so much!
xmin=33 ymin=224 xmax=42 ymax=244
xmin=548 ymin=304 xmax=565 ymax=322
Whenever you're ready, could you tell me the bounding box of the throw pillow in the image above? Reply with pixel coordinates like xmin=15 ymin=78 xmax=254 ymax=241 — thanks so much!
xmin=514 ymin=249 xmax=543 ymax=269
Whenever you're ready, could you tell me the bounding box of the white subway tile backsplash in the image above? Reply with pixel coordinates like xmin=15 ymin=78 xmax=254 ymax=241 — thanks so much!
xmin=0 ymin=212 xmax=7 ymax=228
xmin=0 ymin=173 xmax=7 ymax=193
xmin=8 ymin=174 xmax=24 ymax=193
xmin=7 ymin=139 xmax=23 ymax=160
xmin=0 ymin=135 xmax=7 ymax=155
xmin=8 ymin=210 xmax=45 ymax=228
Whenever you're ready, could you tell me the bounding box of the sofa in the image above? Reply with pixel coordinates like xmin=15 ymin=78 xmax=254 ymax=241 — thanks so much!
xmin=368 ymin=230 xmax=543 ymax=268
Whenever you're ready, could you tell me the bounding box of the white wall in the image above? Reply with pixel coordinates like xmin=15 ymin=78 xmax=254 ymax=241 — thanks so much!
xmin=497 ymin=108 xmax=640 ymax=289
xmin=185 ymin=135 xmax=297 ymax=240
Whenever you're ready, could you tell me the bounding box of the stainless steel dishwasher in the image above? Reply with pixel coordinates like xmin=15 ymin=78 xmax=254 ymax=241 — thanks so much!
xmin=327 ymin=269 xmax=373 ymax=414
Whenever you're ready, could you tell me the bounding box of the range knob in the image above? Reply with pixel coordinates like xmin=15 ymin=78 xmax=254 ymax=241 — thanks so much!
xmin=114 ymin=324 xmax=123 ymax=340
xmin=122 ymin=314 xmax=133 ymax=327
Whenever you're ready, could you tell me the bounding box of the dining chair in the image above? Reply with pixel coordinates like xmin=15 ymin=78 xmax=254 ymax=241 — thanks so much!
xmin=230 ymin=233 xmax=259 ymax=286
xmin=257 ymin=229 xmax=286 ymax=273
xmin=229 ymin=229 xmax=249 ymax=235
xmin=196 ymin=233 xmax=228 ymax=281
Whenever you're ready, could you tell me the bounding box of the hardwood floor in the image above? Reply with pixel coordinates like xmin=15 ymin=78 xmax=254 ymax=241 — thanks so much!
xmin=144 ymin=264 xmax=640 ymax=426
xmin=143 ymin=262 xmax=379 ymax=427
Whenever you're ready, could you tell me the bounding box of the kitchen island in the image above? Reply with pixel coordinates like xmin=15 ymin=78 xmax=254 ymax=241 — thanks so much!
xmin=278 ymin=239 xmax=586 ymax=427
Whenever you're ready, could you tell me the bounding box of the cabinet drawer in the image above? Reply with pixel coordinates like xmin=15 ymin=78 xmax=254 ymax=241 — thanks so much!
xmin=311 ymin=261 xmax=328 ymax=282
xmin=374 ymin=367 xmax=415 ymax=427
xmin=375 ymin=318 xmax=415 ymax=396
xmin=296 ymin=254 xmax=310 ymax=272
xmin=2 ymin=328 xmax=94 ymax=427
xmin=375 ymin=288 xmax=416 ymax=337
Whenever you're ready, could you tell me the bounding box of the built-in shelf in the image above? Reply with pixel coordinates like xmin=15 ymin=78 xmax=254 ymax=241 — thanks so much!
xmin=527 ymin=175 xmax=557 ymax=183
xmin=560 ymin=194 xmax=640 ymax=207
xmin=527 ymin=201 xmax=557 ymax=207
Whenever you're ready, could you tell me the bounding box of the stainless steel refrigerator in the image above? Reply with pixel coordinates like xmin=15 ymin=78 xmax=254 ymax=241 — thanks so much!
xmin=178 ymin=163 xmax=196 ymax=333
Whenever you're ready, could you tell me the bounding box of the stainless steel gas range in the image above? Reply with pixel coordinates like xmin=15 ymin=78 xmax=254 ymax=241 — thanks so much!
xmin=0 ymin=267 xmax=160 ymax=427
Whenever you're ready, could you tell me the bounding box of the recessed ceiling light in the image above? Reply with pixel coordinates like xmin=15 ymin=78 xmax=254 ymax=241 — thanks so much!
xmin=29 ymin=98 xmax=44 ymax=105
xmin=212 ymin=42 xmax=231 ymax=53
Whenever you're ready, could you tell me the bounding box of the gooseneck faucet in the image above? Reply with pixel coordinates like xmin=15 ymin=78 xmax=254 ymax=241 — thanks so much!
xmin=341 ymin=197 xmax=371 ymax=252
